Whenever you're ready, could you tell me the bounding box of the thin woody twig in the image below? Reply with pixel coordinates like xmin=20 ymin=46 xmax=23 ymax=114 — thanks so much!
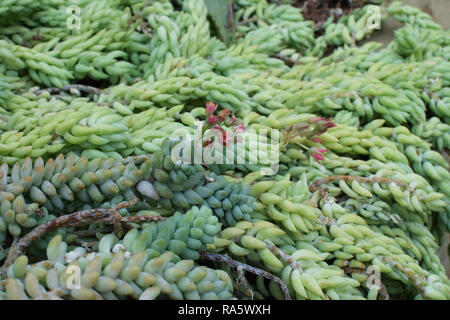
xmin=227 ymin=0 xmax=236 ymax=43
xmin=199 ymin=251 xmax=292 ymax=300
xmin=309 ymin=175 xmax=410 ymax=192
xmin=264 ymin=241 xmax=334 ymax=299
xmin=380 ymin=256 xmax=427 ymax=299
xmin=1 ymin=199 xmax=166 ymax=276
xmin=265 ymin=240 xmax=303 ymax=273
xmin=273 ymin=53 xmax=301 ymax=67
xmin=237 ymin=16 xmax=259 ymax=26
xmin=319 ymin=186 xmax=330 ymax=203
xmin=237 ymin=266 xmax=254 ymax=300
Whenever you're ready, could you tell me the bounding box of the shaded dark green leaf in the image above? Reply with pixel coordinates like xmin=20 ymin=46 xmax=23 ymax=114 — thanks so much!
xmin=203 ymin=0 xmax=235 ymax=45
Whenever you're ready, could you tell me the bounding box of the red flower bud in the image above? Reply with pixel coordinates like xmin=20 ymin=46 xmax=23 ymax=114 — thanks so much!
xmin=220 ymin=131 xmax=233 ymax=146
xmin=324 ymin=122 xmax=336 ymax=129
xmin=207 ymin=115 xmax=217 ymax=125
xmin=312 ymin=153 xmax=325 ymax=162
xmin=310 ymin=117 xmax=325 ymax=123
xmin=206 ymin=101 xmax=218 ymax=116
xmin=234 ymin=123 xmax=245 ymax=134
xmin=217 ymin=108 xmax=231 ymax=122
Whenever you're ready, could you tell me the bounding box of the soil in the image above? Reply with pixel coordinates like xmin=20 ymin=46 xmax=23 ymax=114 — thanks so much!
xmin=293 ymin=0 xmax=368 ymax=30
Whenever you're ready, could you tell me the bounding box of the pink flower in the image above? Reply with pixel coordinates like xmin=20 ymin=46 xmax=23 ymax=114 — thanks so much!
xmin=233 ymin=123 xmax=245 ymax=143
xmin=213 ymin=124 xmax=225 ymax=132
xmin=310 ymin=148 xmax=328 ymax=163
xmin=213 ymin=125 xmax=233 ymax=146
xmin=220 ymin=131 xmax=233 ymax=146
xmin=316 ymin=117 xmax=336 ymax=133
xmin=217 ymin=108 xmax=231 ymax=122
xmin=310 ymin=117 xmax=325 ymax=124
xmin=234 ymin=123 xmax=245 ymax=134
xmin=312 ymin=153 xmax=325 ymax=162
xmin=207 ymin=115 xmax=217 ymax=125
xmin=206 ymin=101 xmax=218 ymax=116
xmin=324 ymin=121 xmax=336 ymax=129
xmin=312 ymin=137 xmax=322 ymax=143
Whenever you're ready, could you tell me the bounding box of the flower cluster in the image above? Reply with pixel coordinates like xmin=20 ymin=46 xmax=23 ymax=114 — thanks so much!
xmin=310 ymin=148 xmax=328 ymax=162
xmin=282 ymin=116 xmax=336 ymax=163
xmin=309 ymin=117 xmax=337 ymax=140
xmin=204 ymin=101 xmax=246 ymax=147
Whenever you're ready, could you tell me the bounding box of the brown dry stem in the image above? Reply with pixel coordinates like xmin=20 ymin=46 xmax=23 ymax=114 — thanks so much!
xmin=1 ymin=199 xmax=166 ymax=276
xmin=309 ymin=175 xmax=410 ymax=192
xmin=200 ymin=251 xmax=292 ymax=300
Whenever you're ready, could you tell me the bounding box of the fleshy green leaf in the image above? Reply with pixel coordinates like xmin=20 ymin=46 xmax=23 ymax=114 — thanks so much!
xmin=203 ymin=0 xmax=234 ymax=45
